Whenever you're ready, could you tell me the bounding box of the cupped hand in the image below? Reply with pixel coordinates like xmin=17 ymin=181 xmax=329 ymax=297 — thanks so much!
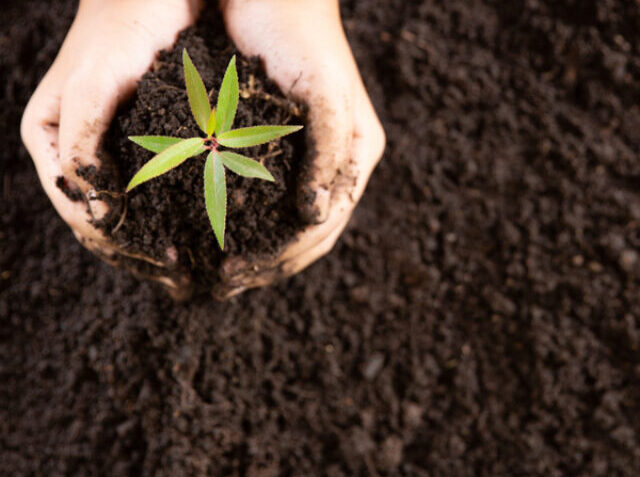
xmin=217 ymin=0 xmax=386 ymax=298
xmin=21 ymin=0 xmax=200 ymax=295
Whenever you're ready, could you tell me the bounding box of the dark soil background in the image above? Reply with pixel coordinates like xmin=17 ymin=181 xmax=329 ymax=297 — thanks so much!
xmin=99 ymin=9 xmax=306 ymax=286
xmin=2 ymin=0 xmax=640 ymax=476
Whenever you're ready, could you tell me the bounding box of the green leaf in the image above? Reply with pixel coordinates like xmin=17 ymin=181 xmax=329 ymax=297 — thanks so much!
xmin=182 ymin=49 xmax=211 ymax=133
xmin=217 ymin=125 xmax=303 ymax=148
xmin=128 ymin=135 xmax=182 ymax=154
xmin=126 ymin=137 xmax=205 ymax=192
xmin=206 ymin=108 xmax=217 ymax=137
xmin=204 ymin=151 xmax=227 ymax=249
xmin=219 ymin=150 xmax=274 ymax=182
xmin=215 ymin=55 xmax=239 ymax=135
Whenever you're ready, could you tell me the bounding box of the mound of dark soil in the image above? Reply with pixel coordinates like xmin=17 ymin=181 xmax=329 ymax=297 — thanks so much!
xmin=96 ymin=9 xmax=305 ymax=287
xmin=1 ymin=0 xmax=639 ymax=476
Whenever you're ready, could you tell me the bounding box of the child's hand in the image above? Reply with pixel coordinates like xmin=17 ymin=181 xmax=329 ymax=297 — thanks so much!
xmin=217 ymin=0 xmax=385 ymax=298
xmin=21 ymin=0 xmax=200 ymax=296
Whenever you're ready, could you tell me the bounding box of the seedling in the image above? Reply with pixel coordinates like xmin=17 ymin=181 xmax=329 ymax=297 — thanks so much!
xmin=126 ymin=50 xmax=302 ymax=249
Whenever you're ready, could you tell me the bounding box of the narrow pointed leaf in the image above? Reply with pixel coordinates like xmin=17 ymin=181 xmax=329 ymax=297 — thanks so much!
xmin=204 ymin=151 xmax=227 ymax=249
xmin=219 ymin=151 xmax=274 ymax=182
xmin=126 ymin=137 xmax=205 ymax=191
xmin=217 ymin=125 xmax=303 ymax=148
xmin=215 ymin=55 xmax=239 ymax=135
xmin=182 ymin=49 xmax=211 ymax=133
xmin=206 ymin=108 xmax=217 ymax=137
xmin=129 ymin=135 xmax=182 ymax=154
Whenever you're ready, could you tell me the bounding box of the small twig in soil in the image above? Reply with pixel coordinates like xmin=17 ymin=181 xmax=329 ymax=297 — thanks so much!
xmin=240 ymin=74 xmax=302 ymax=117
xmin=90 ymin=189 xmax=125 ymax=199
xmin=112 ymin=198 xmax=128 ymax=234
xmin=184 ymin=247 xmax=196 ymax=269
xmin=149 ymin=79 xmax=185 ymax=93
xmin=84 ymin=189 xmax=126 ymax=233
xmin=256 ymin=144 xmax=283 ymax=165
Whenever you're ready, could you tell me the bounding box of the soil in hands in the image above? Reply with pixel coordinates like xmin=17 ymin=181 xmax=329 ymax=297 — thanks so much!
xmin=97 ymin=8 xmax=306 ymax=288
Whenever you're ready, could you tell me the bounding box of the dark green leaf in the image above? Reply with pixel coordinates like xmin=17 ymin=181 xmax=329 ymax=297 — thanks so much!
xmin=182 ymin=49 xmax=211 ymax=133
xmin=204 ymin=151 xmax=227 ymax=249
xmin=217 ymin=125 xmax=303 ymax=148
xmin=128 ymin=135 xmax=182 ymax=154
xmin=215 ymin=55 xmax=239 ymax=135
xmin=126 ymin=137 xmax=205 ymax=191
xmin=219 ymin=150 xmax=274 ymax=181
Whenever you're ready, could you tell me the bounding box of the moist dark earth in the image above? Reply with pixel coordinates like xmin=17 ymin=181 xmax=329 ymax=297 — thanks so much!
xmin=98 ymin=9 xmax=306 ymax=286
xmin=2 ymin=0 xmax=640 ymax=476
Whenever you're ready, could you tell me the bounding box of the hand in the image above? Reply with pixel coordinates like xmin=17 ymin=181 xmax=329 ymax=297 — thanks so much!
xmin=21 ymin=0 xmax=200 ymax=296
xmin=217 ymin=0 xmax=386 ymax=298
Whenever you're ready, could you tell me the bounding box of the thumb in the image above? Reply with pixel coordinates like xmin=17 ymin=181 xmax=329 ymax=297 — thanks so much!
xmin=296 ymin=79 xmax=355 ymax=224
xmin=58 ymin=69 xmax=121 ymax=222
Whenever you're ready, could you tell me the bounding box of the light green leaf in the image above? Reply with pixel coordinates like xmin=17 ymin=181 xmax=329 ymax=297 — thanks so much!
xmin=204 ymin=151 xmax=227 ymax=249
xmin=215 ymin=55 xmax=239 ymax=135
xmin=217 ymin=125 xmax=303 ymax=148
xmin=128 ymin=135 xmax=182 ymax=154
xmin=126 ymin=137 xmax=205 ymax=192
xmin=182 ymin=49 xmax=211 ymax=133
xmin=206 ymin=108 xmax=217 ymax=137
xmin=219 ymin=150 xmax=274 ymax=182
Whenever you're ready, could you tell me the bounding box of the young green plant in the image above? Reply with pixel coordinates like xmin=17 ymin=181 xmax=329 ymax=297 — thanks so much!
xmin=126 ymin=50 xmax=302 ymax=249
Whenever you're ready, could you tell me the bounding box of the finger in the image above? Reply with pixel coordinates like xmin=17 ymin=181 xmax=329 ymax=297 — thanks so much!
xmin=215 ymin=254 xmax=282 ymax=300
xmin=72 ymin=230 xmax=121 ymax=265
xmin=296 ymin=82 xmax=354 ymax=224
xmin=287 ymin=38 xmax=357 ymax=224
xmin=282 ymin=194 xmax=354 ymax=261
xmin=293 ymin=7 xmax=365 ymax=223
xmin=346 ymin=87 xmax=386 ymax=203
xmin=214 ymin=268 xmax=279 ymax=301
xmin=215 ymin=210 xmax=352 ymax=301
xmin=278 ymin=88 xmax=383 ymax=262
xmin=74 ymin=229 xmax=193 ymax=300
xmin=277 ymin=93 xmax=384 ymax=275
xmin=217 ymin=204 xmax=349 ymax=296
xmin=21 ymin=73 xmax=105 ymax=240
xmin=58 ymin=69 xmax=118 ymax=222
xmin=281 ymin=213 xmax=351 ymax=276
